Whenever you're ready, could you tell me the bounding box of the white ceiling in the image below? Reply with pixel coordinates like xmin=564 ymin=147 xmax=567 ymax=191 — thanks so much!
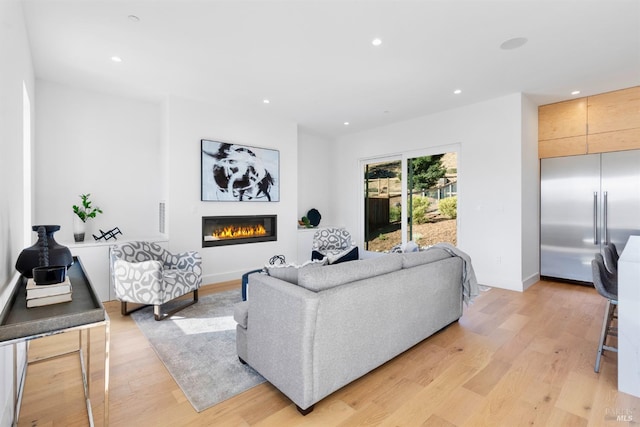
xmin=21 ymin=0 xmax=640 ymax=138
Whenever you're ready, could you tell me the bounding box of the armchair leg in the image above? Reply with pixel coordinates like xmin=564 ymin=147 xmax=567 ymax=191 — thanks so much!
xmin=154 ymin=289 xmax=199 ymax=321
xmin=121 ymin=301 xmax=150 ymax=316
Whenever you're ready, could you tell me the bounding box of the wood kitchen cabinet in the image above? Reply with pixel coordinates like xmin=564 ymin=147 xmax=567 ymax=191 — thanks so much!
xmin=539 ymin=86 xmax=640 ymax=158
xmin=588 ymin=127 xmax=640 ymax=154
xmin=587 ymin=86 xmax=640 ymax=154
xmin=538 ymin=98 xmax=587 ymax=158
xmin=587 ymin=86 xmax=640 ymax=134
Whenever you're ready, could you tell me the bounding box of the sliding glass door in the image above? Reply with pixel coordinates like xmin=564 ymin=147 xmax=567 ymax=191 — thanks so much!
xmin=363 ymin=150 xmax=457 ymax=252
xmin=364 ymin=158 xmax=402 ymax=251
xmin=406 ymin=153 xmax=457 ymax=247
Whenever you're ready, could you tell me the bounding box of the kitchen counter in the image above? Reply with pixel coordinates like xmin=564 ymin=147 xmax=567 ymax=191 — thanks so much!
xmin=618 ymin=235 xmax=640 ymax=398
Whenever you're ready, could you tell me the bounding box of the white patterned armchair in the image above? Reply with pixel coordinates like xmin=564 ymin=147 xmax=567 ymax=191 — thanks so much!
xmin=110 ymin=241 xmax=202 ymax=320
xmin=311 ymin=227 xmax=359 ymax=264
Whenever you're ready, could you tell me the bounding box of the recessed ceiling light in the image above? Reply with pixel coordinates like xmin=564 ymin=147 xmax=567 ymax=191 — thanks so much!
xmin=372 ymin=38 xmax=382 ymax=46
xmin=500 ymin=37 xmax=528 ymax=50
xmin=111 ymin=56 xmax=122 ymax=62
xmin=128 ymin=15 xmax=140 ymax=22
xmin=263 ymin=99 xmax=270 ymax=104
xmin=453 ymin=89 xmax=462 ymax=95
xmin=571 ymin=90 xmax=581 ymax=95
xmin=344 ymin=122 xmax=350 ymax=126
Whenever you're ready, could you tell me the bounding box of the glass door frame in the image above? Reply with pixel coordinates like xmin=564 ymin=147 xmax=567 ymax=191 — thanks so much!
xmin=362 ymin=154 xmax=403 ymax=250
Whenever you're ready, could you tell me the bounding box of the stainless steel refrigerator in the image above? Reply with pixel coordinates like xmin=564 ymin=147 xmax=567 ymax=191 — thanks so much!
xmin=540 ymin=149 xmax=640 ymax=283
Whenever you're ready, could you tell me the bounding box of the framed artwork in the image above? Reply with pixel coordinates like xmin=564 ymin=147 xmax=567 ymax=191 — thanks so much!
xmin=201 ymin=139 xmax=280 ymax=202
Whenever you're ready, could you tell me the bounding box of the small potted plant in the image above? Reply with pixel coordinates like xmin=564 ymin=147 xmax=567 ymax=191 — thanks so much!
xmin=72 ymin=193 xmax=103 ymax=242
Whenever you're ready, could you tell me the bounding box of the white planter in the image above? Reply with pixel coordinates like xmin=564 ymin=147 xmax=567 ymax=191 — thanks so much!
xmin=73 ymin=216 xmax=86 ymax=242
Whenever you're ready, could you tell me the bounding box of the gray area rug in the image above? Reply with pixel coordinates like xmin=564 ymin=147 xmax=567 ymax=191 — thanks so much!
xmin=131 ymin=289 xmax=265 ymax=412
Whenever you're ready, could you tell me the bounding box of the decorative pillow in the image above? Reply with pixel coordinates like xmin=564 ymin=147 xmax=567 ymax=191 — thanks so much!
xmin=389 ymin=241 xmax=419 ymax=253
xmin=402 ymin=241 xmax=420 ymax=253
xmin=390 ymin=243 xmax=403 ymax=253
xmin=326 ymin=246 xmax=359 ymax=264
xmin=265 ymin=258 xmax=327 ymax=285
xmin=312 ymin=227 xmax=354 ymax=252
xmin=311 ymin=246 xmax=359 ymax=264
xmin=311 ymin=250 xmax=325 ymax=262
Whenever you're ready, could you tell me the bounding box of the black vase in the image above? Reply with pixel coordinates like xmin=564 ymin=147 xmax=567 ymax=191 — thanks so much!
xmin=15 ymin=225 xmax=74 ymax=278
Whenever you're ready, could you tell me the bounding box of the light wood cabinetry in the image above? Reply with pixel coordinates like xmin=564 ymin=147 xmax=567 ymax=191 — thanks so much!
xmin=538 ymin=86 xmax=640 ymax=158
xmin=588 ymin=127 xmax=640 ymax=154
xmin=587 ymin=86 xmax=640 ymax=134
xmin=587 ymin=86 xmax=640 ymax=154
xmin=538 ymin=135 xmax=587 ymax=158
xmin=538 ymin=98 xmax=587 ymax=158
xmin=539 ymin=98 xmax=587 ymax=140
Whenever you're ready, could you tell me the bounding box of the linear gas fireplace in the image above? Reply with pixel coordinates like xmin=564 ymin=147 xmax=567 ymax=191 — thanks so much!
xmin=202 ymin=215 xmax=277 ymax=247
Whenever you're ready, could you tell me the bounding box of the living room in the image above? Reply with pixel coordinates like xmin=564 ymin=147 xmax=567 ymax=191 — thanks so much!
xmin=1 ymin=1 xmax=639 ymax=426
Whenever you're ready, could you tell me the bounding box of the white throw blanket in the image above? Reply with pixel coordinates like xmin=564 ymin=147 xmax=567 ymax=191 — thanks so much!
xmin=431 ymin=243 xmax=480 ymax=305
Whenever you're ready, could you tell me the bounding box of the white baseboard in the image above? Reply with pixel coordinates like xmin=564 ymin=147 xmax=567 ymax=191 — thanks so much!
xmin=522 ymin=273 xmax=540 ymax=290
xmin=202 ymin=269 xmax=248 ymax=286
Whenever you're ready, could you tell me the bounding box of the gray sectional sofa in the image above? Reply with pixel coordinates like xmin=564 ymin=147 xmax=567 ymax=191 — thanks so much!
xmin=234 ymin=246 xmax=478 ymax=414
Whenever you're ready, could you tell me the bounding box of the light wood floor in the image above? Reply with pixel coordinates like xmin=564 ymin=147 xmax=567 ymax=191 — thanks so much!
xmin=17 ymin=279 xmax=640 ymax=426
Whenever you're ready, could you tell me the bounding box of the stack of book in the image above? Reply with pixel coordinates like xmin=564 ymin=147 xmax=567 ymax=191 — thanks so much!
xmin=26 ymin=277 xmax=72 ymax=308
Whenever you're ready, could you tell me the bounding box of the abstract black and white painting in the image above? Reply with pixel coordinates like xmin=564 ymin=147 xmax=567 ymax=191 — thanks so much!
xmin=201 ymin=140 xmax=279 ymax=202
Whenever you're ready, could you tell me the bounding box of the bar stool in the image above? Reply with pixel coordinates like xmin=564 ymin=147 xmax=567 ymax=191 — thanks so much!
xmin=603 ymin=243 xmax=619 ymax=274
xmin=592 ymin=254 xmax=618 ymax=373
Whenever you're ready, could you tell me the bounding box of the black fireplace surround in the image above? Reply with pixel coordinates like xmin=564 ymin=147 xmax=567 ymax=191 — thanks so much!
xmin=202 ymin=215 xmax=277 ymax=247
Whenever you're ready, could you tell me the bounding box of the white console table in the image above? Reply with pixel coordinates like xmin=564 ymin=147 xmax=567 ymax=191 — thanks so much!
xmin=618 ymin=235 xmax=640 ymax=398
xmin=64 ymin=236 xmax=167 ymax=301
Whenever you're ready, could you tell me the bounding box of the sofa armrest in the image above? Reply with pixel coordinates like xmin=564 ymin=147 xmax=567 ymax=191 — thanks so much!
xmin=246 ymin=274 xmax=320 ymax=411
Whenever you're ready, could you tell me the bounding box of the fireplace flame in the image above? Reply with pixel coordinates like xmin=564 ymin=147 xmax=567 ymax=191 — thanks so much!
xmin=212 ymin=224 xmax=267 ymax=240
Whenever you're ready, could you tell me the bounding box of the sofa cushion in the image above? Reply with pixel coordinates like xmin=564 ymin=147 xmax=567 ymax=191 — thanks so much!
xmin=402 ymin=248 xmax=451 ymax=269
xmin=298 ymin=253 xmax=403 ymax=292
xmin=265 ymin=258 xmax=327 ymax=285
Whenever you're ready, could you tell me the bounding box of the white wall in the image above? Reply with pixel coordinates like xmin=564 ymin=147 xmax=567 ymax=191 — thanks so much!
xmin=0 ymin=2 xmax=34 ymax=425
xmin=521 ymin=95 xmax=540 ymax=289
xmin=332 ymin=93 xmax=539 ymax=291
xmin=165 ymin=95 xmax=298 ymax=285
xmin=33 ymin=80 xmax=163 ymax=243
xmin=297 ymin=130 xmax=335 ymax=227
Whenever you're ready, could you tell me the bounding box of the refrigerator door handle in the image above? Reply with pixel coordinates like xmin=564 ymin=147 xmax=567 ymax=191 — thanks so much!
xmin=593 ymin=192 xmax=598 ymax=244
xmin=603 ymin=191 xmax=608 ymax=244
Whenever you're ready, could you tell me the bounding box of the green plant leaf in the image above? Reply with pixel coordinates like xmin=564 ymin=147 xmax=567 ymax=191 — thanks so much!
xmin=73 ymin=193 xmax=102 ymax=222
